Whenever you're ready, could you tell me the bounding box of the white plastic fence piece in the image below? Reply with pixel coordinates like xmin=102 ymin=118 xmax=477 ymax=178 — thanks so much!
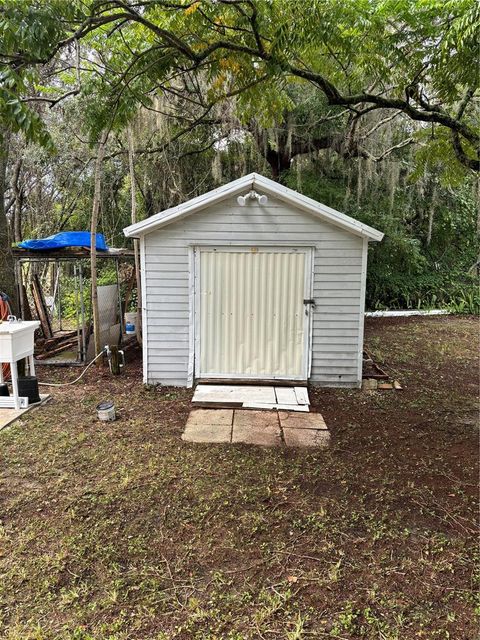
xmin=294 ymin=387 xmax=310 ymax=405
xmin=274 ymin=387 xmax=297 ymax=405
xmin=0 ymin=397 xmax=29 ymax=409
xmin=365 ymin=309 xmax=451 ymax=318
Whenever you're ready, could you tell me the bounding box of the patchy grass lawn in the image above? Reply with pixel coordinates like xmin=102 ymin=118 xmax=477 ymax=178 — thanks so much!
xmin=0 ymin=316 xmax=478 ymax=640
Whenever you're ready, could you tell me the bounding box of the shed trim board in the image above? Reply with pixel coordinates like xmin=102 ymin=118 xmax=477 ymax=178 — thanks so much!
xmin=127 ymin=173 xmax=383 ymax=388
xmin=124 ymin=173 xmax=384 ymax=242
xmin=187 ymin=245 xmax=195 ymax=387
xmin=357 ymin=237 xmax=369 ymax=381
xmin=193 ymin=246 xmax=313 ymax=382
xmin=140 ymin=234 xmax=148 ymax=383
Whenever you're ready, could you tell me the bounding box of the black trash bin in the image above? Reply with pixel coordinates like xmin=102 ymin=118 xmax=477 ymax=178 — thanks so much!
xmin=18 ymin=376 xmax=41 ymax=404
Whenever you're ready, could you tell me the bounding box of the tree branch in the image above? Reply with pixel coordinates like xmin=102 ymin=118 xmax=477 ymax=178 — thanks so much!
xmin=360 ymin=110 xmax=404 ymax=139
xmin=6 ymin=0 xmax=478 ymax=171
xmin=451 ymin=131 xmax=480 ymax=171
xmin=20 ymin=89 xmax=79 ymax=108
xmin=365 ymin=137 xmax=415 ymax=162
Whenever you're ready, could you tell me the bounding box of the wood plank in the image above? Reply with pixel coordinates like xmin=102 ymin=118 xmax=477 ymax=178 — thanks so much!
xmin=192 ymin=401 xmax=243 ymax=409
xmin=274 ymin=387 xmax=298 ymax=405
xmin=35 ymin=339 xmax=77 ymax=359
xmin=43 ymin=330 xmax=77 ymax=350
xmin=196 ymin=378 xmax=307 ymax=386
xmin=30 ymin=275 xmax=53 ymax=339
xmin=294 ymin=387 xmax=310 ymax=405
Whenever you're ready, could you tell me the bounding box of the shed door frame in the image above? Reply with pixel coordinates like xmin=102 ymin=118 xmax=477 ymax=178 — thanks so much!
xmin=191 ymin=245 xmax=314 ymax=382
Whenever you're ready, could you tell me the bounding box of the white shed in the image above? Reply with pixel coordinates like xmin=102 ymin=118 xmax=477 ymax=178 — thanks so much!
xmin=123 ymin=173 xmax=383 ymax=388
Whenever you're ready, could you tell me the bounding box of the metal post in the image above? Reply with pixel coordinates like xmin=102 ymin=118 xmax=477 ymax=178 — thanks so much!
xmin=57 ymin=260 xmax=62 ymax=331
xmin=74 ymin=263 xmax=81 ymax=361
xmin=115 ymin=258 xmax=124 ymax=339
xmin=10 ymin=361 xmax=20 ymax=410
xmin=79 ymin=262 xmax=86 ymax=361
xmin=15 ymin=259 xmax=25 ymax=319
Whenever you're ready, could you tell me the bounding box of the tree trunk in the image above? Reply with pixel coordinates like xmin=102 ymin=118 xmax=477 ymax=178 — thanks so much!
xmin=12 ymin=158 xmax=23 ymax=243
xmin=90 ymin=130 xmax=108 ymax=360
xmin=265 ymin=149 xmax=289 ymax=181
xmin=426 ymin=183 xmax=437 ymax=246
xmin=0 ymin=132 xmax=18 ymax=314
xmin=144 ymin=186 xmax=155 ymax=217
xmin=128 ymin=127 xmax=142 ymax=345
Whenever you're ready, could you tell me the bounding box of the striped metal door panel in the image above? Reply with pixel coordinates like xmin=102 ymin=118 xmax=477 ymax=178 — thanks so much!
xmin=198 ymin=248 xmax=308 ymax=379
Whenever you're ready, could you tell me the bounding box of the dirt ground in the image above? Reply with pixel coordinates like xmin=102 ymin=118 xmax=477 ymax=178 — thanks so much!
xmin=0 ymin=316 xmax=478 ymax=639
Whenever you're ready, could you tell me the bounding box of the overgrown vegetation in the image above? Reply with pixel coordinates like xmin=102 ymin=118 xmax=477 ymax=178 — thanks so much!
xmin=283 ymin=166 xmax=479 ymax=311
xmin=0 ymin=1 xmax=479 ymax=313
xmin=0 ymin=316 xmax=478 ymax=638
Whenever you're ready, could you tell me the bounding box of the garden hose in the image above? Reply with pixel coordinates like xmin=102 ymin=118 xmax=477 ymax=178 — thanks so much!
xmin=37 ymin=349 xmax=105 ymax=387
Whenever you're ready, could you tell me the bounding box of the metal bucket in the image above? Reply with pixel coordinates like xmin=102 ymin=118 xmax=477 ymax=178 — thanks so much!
xmin=96 ymin=401 xmax=116 ymax=421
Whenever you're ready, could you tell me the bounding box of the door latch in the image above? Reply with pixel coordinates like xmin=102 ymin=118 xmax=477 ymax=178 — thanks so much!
xmin=303 ymin=299 xmax=315 ymax=316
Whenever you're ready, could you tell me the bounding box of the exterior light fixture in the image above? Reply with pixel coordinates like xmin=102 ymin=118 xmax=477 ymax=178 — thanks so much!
xmin=237 ymin=190 xmax=268 ymax=206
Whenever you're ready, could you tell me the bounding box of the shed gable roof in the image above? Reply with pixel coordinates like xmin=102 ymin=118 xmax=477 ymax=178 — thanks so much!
xmin=123 ymin=172 xmax=384 ymax=241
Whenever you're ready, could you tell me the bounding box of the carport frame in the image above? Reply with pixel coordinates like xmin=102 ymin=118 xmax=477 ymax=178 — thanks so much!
xmin=13 ymin=247 xmax=134 ymax=365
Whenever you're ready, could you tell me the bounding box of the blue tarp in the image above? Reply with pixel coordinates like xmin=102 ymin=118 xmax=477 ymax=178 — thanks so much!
xmin=18 ymin=231 xmax=108 ymax=251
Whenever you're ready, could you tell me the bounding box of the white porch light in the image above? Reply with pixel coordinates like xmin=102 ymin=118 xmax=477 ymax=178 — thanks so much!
xmin=237 ymin=190 xmax=268 ymax=206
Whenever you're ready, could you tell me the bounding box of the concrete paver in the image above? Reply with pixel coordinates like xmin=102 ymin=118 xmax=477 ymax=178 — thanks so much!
xmin=182 ymin=422 xmax=232 ymax=443
xmin=278 ymin=411 xmax=328 ymax=430
xmin=283 ymin=427 xmax=331 ymax=448
xmin=232 ymin=409 xmax=282 ymax=447
xmin=182 ymin=408 xmax=233 ymax=443
xmin=186 ymin=408 xmax=233 ymax=425
xmin=181 ymin=407 xmax=330 ymax=449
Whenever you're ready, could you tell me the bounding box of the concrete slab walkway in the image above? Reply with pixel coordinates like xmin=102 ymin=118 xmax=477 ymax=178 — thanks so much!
xmin=182 ymin=408 xmax=330 ymax=448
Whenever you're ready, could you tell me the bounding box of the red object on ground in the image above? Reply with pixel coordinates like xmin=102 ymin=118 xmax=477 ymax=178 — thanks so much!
xmin=0 ymin=297 xmax=11 ymax=380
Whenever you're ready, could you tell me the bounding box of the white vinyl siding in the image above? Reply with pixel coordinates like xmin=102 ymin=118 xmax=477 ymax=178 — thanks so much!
xmin=142 ymin=195 xmax=365 ymax=387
